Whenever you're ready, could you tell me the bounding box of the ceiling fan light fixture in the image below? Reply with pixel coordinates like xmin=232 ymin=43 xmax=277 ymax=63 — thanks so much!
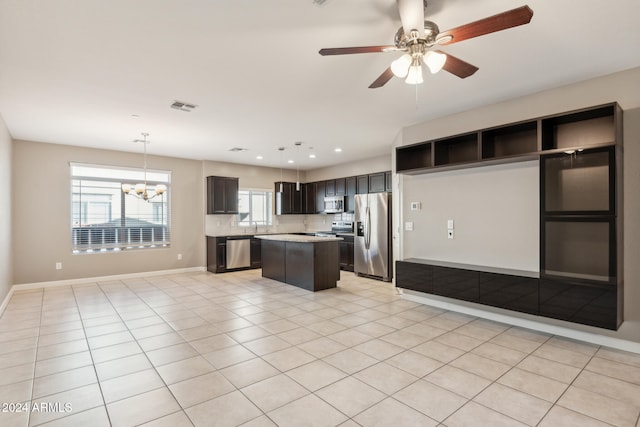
xmin=405 ymin=57 xmax=424 ymax=85
xmin=424 ymin=50 xmax=447 ymax=74
xmin=391 ymin=53 xmax=412 ymax=78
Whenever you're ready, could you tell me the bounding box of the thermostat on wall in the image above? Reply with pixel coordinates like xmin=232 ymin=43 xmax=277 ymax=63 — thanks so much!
xmin=410 ymin=202 xmax=421 ymax=211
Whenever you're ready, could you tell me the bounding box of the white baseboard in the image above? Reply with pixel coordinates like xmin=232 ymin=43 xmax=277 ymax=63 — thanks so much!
xmin=0 ymin=266 xmax=206 ymax=316
xmin=402 ymin=290 xmax=640 ymax=355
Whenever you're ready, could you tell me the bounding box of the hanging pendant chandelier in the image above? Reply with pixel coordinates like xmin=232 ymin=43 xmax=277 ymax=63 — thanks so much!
xmin=121 ymin=133 xmax=166 ymax=201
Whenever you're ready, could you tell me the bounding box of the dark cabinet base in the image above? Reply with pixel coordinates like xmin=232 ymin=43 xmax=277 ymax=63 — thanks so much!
xmin=396 ymin=259 xmax=620 ymax=331
xmin=339 ymin=236 xmax=354 ymax=272
xmin=539 ymin=278 xmax=619 ymax=330
xmin=480 ymin=272 xmax=539 ymax=316
xmin=261 ymin=239 xmax=340 ymax=291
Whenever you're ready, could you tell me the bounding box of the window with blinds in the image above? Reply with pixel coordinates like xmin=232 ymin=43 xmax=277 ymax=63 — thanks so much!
xmin=70 ymin=163 xmax=171 ymax=253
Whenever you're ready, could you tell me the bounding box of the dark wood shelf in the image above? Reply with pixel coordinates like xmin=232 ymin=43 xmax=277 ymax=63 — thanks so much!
xmin=396 ymin=102 xmax=620 ymax=174
xmin=396 ymin=142 xmax=432 ymax=172
xmin=482 ymin=121 xmax=538 ymax=159
xmin=541 ymin=104 xmax=617 ymax=151
xmin=434 ymin=133 xmax=479 ymax=166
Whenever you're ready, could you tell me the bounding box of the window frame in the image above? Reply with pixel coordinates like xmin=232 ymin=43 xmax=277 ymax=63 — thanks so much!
xmin=70 ymin=162 xmax=171 ymax=254
xmin=237 ymin=188 xmax=273 ymax=227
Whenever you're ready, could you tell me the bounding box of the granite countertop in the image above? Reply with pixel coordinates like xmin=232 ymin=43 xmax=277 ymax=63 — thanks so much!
xmin=255 ymin=234 xmax=343 ymax=243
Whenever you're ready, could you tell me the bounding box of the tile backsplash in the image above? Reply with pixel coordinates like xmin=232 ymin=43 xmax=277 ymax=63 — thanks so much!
xmin=205 ymin=213 xmax=352 ymax=236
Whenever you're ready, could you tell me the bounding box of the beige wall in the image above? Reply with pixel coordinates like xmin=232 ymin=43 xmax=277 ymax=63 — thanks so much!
xmin=402 ymin=161 xmax=539 ymax=271
xmin=305 ymin=154 xmax=391 ymax=182
xmin=0 ymin=115 xmax=11 ymax=300
xmin=397 ymin=67 xmax=640 ymax=343
xmin=11 ymin=141 xmax=204 ymax=284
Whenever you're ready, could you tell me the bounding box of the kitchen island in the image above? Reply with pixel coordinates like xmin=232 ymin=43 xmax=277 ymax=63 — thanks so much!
xmin=255 ymin=234 xmax=342 ymax=291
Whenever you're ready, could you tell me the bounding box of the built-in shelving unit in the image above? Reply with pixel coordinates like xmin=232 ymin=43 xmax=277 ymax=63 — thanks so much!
xmin=396 ymin=103 xmax=623 ymax=330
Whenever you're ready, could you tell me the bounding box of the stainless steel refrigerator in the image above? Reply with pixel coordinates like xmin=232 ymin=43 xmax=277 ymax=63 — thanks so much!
xmin=355 ymin=192 xmax=392 ymax=282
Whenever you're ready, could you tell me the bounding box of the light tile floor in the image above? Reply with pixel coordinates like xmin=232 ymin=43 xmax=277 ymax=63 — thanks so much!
xmin=1 ymin=270 xmax=639 ymax=426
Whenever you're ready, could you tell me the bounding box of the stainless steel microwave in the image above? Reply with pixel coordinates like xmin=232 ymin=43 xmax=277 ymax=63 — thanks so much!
xmin=324 ymin=196 xmax=344 ymax=213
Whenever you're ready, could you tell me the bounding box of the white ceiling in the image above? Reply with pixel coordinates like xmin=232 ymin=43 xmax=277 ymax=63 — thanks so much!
xmin=1 ymin=0 xmax=639 ymax=170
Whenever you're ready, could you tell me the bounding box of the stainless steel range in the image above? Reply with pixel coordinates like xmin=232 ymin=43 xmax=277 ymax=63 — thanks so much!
xmin=314 ymin=221 xmax=354 ymax=237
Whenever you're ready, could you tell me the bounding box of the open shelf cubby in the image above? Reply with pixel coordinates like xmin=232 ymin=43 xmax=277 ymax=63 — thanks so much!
xmin=481 ymin=121 xmax=538 ymax=159
xmin=541 ymin=105 xmax=616 ymax=151
xmin=543 ymin=148 xmax=613 ymax=213
xmin=395 ymin=141 xmax=432 ymax=172
xmin=433 ymin=133 xmax=478 ymax=166
xmin=542 ymin=219 xmax=614 ymax=284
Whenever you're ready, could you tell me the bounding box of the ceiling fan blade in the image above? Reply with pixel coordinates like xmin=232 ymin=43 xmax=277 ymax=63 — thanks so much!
xmin=397 ymin=0 xmax=425 ymax=37
xmin=319 ymin=46 xmax=398 ymax=56
xmin=436 ymin=51 xmax=478 ymax=78
xmin=369 ymin=67 xmax=395 ymax=89
xmin=437 ymin=5 xmax=533 ymax=45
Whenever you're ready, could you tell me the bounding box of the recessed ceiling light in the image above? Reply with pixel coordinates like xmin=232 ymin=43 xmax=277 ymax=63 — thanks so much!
xmin=309 ymin=154 xmax=316 ymax=159
xmin=334 ymin=148 xmax=342 ymax=153
xmin=256 ymin=155 xmax=263 ymax=160
xmin=228 ymin=147 xmax=248 ymax=152
xmin=288 ymin=160 xmax=294 ymax=164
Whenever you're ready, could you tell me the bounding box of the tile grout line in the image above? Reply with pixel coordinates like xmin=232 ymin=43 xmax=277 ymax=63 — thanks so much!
xmin=69 ymin=282 xmax=114 ymax=427
xmin=26 ymin=288 xmax=44 ymax=427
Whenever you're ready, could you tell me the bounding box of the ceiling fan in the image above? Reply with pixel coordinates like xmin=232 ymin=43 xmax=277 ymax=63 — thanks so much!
xmin=319 ymin=0 xmax=533 ymax=88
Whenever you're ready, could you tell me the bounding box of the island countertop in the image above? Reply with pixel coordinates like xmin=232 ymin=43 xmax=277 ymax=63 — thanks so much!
xmin=255 ymin=234 xmax=343 ymax=243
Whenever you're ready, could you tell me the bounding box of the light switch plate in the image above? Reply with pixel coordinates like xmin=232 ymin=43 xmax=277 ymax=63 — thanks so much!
xmin=447 ymin=219 xmax=454 ymax=229
xmin=405 ymin=221 xmax=414 ymax=231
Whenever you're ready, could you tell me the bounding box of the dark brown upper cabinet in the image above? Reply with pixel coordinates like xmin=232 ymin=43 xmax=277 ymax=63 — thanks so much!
xmin=356 ymin=175 xmax=368 ymax=194
xmin=275 ymin=181 xmax=303 ymax=215
xmin=335 ymin=178 xmax=346 ymax=196
xmin=207 ymin=176 xmax=239 ymax=214
xmin=368 ymin=172 xmax=386 ymax=193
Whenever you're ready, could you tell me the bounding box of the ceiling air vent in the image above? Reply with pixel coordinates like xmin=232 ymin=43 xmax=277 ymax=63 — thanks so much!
xmin=313 ymin=0 xmax=330 ymax=6
xmin=229 ymin=147 xmax=248 ymax=152
xmin=170 ymin=101 xmax=197 ymax=112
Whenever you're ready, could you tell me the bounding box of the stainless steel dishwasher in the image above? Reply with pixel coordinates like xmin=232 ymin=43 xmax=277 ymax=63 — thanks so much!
xmin=226 ymin=237 xmax=251 ymax=269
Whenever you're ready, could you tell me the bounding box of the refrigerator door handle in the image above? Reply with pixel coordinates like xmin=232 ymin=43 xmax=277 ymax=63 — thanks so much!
xmin=365 ymin=206 xmax=371 ymax=250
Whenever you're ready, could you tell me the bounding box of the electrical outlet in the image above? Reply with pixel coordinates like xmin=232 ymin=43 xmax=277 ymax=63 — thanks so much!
xmin=177 ymin=254 xmax=182 ymax=260
xmin=55 ymin=262 xmax=62 ymax=270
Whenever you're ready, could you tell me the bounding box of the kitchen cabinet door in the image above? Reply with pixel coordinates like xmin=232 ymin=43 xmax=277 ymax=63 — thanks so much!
xmin=316 ymin=181 xmax=326 ymax=213
xmin=303 ymin=183 xmax=316 ymax=214
xmin=325 ymin=179 xmax=335 ymax=196
xmin=335 ymin=178 xmax=346 ymax=196
xmin=356 ymin=175 xmax=368 ymax=194
xmin=368 ymin=172 xmax=386 ymax=193
xmin=345 ymin=176 xmax=356 ymax=212
xmin=207 ymin=176 xmax=239 ymax=214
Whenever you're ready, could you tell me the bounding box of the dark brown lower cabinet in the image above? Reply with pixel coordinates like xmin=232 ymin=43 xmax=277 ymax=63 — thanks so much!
xmin=539 ymin=278 xmax=618 ymax=330
xmin=261 ymin=240 xmax=286 ymax=283
xmin=339 ymin=235 xmax=354 ymax=272
xmin=432 ymin=266 xmax=479 ymax=303
xmin=250 ymin=237 xmax=262 ymax=268
xmin=479 ymin=272 xmax=539 ymax=315
xmin=396 ymin=259 xmax=620 ymax=330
